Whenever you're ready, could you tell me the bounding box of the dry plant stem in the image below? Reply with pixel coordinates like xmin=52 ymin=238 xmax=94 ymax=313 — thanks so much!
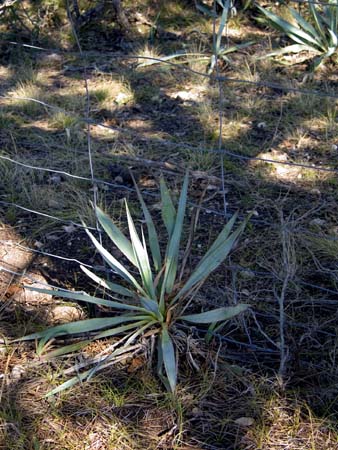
xmin=0 ymin=349 xmax=15 ymax=403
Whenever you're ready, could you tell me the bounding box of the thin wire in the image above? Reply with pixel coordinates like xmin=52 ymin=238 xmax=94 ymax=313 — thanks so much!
xmin=2 ymin=110 xmax=338 ymax=174
xmin=0 ymin=200 xmax=96 ymax=231
xmin=3 ymin=42 xmax=338 ymax=100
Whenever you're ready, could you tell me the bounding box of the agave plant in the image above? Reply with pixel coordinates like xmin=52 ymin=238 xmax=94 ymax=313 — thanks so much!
xmin=19 ymin=173 xmax=249 ymax=395
xmin=257 ymin=0 xmax=338 ymax=69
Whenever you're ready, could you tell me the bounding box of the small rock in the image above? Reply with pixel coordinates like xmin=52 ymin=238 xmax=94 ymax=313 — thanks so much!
xmin=49 ymin=174 xmax=62 ymax=184
xmin=310 ymin=188 xmax=321 ymax=196
xmin=310 ymin=218 xmax=326 ymax=227
xmin=331 ymin=144 xmax=338 ymax=152
xmin=330 ymin=226 xmax=338 ymax=236
xmin=114 ymin=175 xmax=124 ymax=184
xmin=239 ymin=269 xmax=255 ymax=280
xmin=192 ymin=407 xmax=202 ymax=417
xmin=43 ymin=305 xmax=85 ymax=324
xmin=14 ymin=273 xmax=52 ymax=304
xmin=48 ymin=199 xmax=61 ymax=208
xmin=257 ymin=122 xmax=267 ymax=129
xmin=234 ymin=417 xmax=255 ymax=427
xmin=11 ymin=365 xmax=26 ymax=380
xmin=34 ymin=241 xmax=44 ymax=249
xmin=62 ymin=224 xmax=76 ymax=234
xmin=115 ymin=92 xmax=130 ymax=105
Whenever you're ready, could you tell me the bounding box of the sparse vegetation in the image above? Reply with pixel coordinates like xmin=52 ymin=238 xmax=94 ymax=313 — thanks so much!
xmin=0 ymin=0 xmax=338 ymax=448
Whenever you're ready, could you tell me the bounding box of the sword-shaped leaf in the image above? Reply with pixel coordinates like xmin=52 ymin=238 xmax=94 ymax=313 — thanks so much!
xmin=257 ymin=6 xmax=321 ymax=47
xmin=96 ymin=206 xmax=137 ymax=266
xmin=181 ymin=304 xmax=249 ymax=324
xmin=80 ymin=265 xmax=134 ymax=298
xmin=132 ymin=175 xmax=162 ymax=271
xmin=161 ymin=172 xmax=189 ymax=307
xmin=160 ymin=176 xmax=176 ymax=237
xmin=21 ymin=287 xmax=146 ymax=312
xmin=215 ymin=0 xmax=231 ymax=55
xmin=161 ymin=325 xmax=177 ymax=393
xmin=85 ymin=226 xmax=145 ymax=295
xmin=140 ymin=297 xmax=162 ymax=319
xmin=125 ymin=201 xmax=156 ymax=299
xmin=174 ymin=215 xmax=247 ymax=301
xmin=17 ymin=315 xmax=144 ymax=341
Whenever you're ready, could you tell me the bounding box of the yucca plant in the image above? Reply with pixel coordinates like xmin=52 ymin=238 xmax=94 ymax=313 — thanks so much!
xmin=257 ymin=0 xmax=338 ymax=69
xmin=138 ymin=0 xmax=254 ymax=71
xmin=18 ymin=173 xmax=249 ymax=395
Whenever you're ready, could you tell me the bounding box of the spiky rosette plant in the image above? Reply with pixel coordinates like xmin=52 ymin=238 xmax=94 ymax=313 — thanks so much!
xmin=19 ymin=173 xmax=250 ymax=395
xmin=257 ymin=0 xmax=338 ymax=69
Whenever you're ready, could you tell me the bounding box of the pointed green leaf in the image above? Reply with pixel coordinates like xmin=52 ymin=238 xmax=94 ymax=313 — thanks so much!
xmin=20 ymin=287 xmax=146 ymax=312
xmin=160 ymin=176 xmax=176 ymax=237
xmin=257 ymin=5 xmax=322 ymax=48
xmin=216 ymin=0 xmax=231 ymax=54
xmin=85 ymin=226 xmax=145 ymax=295
xmin=125 ymin=201 xmax=156 ymax=299
xmin=80 ymin=265 xmax=134 ymax=298
xmin=174 ymin=216 xmax=247 ymax=301
xmin=181 ymin=304 xmax=249 ymax=324
xmin=132 ymin=176 xmax=162 ymax=271
xmin=161 ymin=172 xmax=189 ymax=305
xmin=18 ymin=315 xmax=145 ymax=341
xmin=93 ymin=319 xmax=149 ymax=339
xmin=42 ymin=340 xmax=92 ymax=359
xmin=140 ymin=297 xmax=162 ymax=318
xmin=161 ymin=325 xmax=177 ymax=393
xmin=289 ymin=7 xmax=320 ymax=41
xmin=218 ymin=41 xmax=255 ymax=56
xmin=96 ymin=206 xmax=137 ymax=266
xmin=46 ymin=368 xmax=92 ymax=397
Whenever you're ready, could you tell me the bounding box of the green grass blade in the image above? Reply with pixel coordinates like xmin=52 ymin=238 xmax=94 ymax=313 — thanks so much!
xmin=161 ymin=325 xmax=177 ymax=393
xmin=125 ymin=201 xmax=156 ymax=299
xmin=21 ymin=287 xmax=146 ymax=312
xmin=132 ymin=176 xmax=162 ymax=271
xmin=96 ymin=206 xmax=137 ymax=266
xmin=85 ymin=226 xmax=146 ymax=295
xmin=181 ymin=304 xmax=249 ymax=323
xmin=160 ymin=176 xmax=176 ymax=237
xmin=80 ymin=265 xmax=134 ymax=298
